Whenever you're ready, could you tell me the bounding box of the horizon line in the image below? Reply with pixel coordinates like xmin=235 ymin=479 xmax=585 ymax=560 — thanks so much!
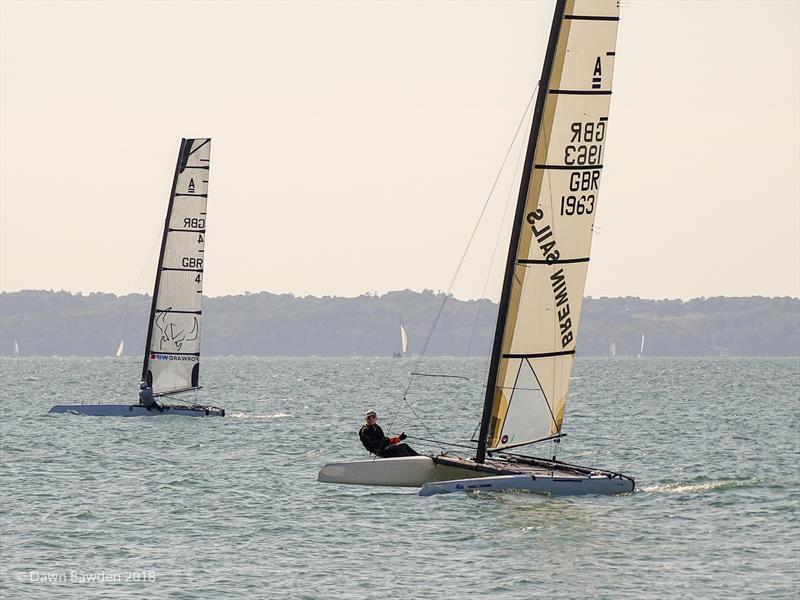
xmin=1 ymin=288 xmax=799 ymax=303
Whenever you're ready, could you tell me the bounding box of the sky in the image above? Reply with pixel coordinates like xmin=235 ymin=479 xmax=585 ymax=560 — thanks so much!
xmin=1 ymin=0 xmax=798 ymax=301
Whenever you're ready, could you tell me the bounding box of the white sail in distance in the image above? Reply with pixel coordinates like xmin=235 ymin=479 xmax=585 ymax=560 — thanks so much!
xmin=116 ymin=340 xmax=124 ymax=358
xmin=400 ymin=324 xmax=409 ymax=355
xmin=141 ymin=138 xmax=211 ymax=395
xmin=481 ymin=0 xmax=620 ymax=452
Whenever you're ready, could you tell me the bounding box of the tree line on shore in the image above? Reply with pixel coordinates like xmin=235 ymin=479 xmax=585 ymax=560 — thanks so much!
xmin=1 ymin=290 xmax=798 ymax=357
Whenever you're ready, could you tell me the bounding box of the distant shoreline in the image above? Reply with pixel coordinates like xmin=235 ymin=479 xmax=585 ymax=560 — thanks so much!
xmin=2 ymin=290 xmax=798 ymax=357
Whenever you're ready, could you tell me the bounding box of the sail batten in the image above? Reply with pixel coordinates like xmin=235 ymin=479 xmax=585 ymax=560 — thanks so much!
xmin=141 ymin=138 xmax=211 ymax=395
xmin=476 ymin=0 xmax=620 ymax=461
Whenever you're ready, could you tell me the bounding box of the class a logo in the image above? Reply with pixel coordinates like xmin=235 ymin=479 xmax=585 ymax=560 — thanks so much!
xmin=592 ymin=57 xmax=602 ymax=89
xmin=188 ymin=178 xmax=196 ymax=194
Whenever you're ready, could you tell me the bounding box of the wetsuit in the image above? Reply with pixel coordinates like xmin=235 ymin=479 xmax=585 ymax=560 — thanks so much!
xmin=138 ymin=385 xmax=164 ymax=413
xmin=359 ymin=424 xmax=418 ymax=458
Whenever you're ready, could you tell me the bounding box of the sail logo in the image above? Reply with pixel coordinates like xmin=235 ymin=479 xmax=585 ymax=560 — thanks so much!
xmin=550 ymin=269 xmax=573 ymax=348
xmin=524 ymin=209 xmax=574 ymax=347
xmin=150 ymin=353 xmax=198 ymax=362
xmin=155 ymin=312 xmax=198 ymax=351
xmin=592 ymin=56 xmax=603 ymax=89
xmin=526 ymin=208 xmax=560 ymax=264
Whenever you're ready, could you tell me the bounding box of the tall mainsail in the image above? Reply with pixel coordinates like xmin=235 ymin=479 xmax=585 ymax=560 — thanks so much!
xmin=141 ymin=138 xmax=211 ymax=395
xmin=476 ymin=0 xmax=620 ymax=460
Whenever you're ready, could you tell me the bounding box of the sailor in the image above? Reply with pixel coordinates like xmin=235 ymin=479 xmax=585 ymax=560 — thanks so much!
xmin=359 ymin=410 xmax=418 ymax=458
xmin=138 ymin=381 xmax=164 ymax=413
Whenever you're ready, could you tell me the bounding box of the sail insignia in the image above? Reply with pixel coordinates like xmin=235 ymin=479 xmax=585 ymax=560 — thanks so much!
xmin=480 ymin=0 xmax=620 ymax=455
xmin=142 ymin=138 xmax=211 ymax=395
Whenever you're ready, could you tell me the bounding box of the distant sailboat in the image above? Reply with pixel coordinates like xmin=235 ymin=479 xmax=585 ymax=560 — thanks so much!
xmin=608 ymin=338 xmax=617 ymax=357
xmin=638 ymin=333 xmax=645 ymax=357
xmin=115 ymin=339 xmax=124 ymax=358
xmin=13 ymin=340 xmax=19 ymax=357
xmin=49 ymin=139 xmax=224 ymax=417
xmin=393 ymin=323 xmax=409 ymax=358
xmin=319 ymin=0 xmax=634 ymax=495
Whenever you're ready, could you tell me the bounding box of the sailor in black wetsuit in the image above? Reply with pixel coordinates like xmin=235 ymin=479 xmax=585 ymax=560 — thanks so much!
xmin=359 ymin=410 xmax=418 ymax=458
xmin=138 ymin=382 xmax=164 ymax=413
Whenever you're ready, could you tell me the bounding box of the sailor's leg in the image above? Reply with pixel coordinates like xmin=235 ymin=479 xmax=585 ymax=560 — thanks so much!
xmin=394 ymin=443 xmax=418 ymax=457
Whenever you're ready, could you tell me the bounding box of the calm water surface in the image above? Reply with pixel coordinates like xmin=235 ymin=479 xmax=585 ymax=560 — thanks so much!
xmin=1 ymin=357 xmax=798 ymax=599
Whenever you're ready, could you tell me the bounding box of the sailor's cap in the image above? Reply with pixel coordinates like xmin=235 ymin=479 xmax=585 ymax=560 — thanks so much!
xmin=365 ymin=410 xmax=377 ymax=418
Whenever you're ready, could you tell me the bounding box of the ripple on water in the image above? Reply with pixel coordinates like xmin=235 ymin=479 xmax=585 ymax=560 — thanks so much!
xmin=0 ymin=356 xmax=798 ymax=599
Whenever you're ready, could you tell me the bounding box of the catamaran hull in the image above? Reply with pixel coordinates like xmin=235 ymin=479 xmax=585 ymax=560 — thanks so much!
xmin=318 ymin=457 xmax=446 ymax=487
xmin=48 ymin=404 xmax=225 ymax=417
xmin=419 ymin=473 xmax=634 ymax=496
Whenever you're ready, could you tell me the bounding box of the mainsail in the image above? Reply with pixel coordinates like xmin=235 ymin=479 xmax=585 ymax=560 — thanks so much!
xmin=477 ymin=0 xmax=620 ymax=460
xmin=116 ymin=339 xmax=124 ymax=358
xmin=400 ymin=324 xmax=409 ymax=355
xmin=141 ymin=138 xmax=211 ymax=395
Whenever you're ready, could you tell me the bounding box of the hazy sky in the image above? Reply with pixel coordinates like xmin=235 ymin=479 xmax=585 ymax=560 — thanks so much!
xmin=1 ymin=1 xmax=798 ymax=301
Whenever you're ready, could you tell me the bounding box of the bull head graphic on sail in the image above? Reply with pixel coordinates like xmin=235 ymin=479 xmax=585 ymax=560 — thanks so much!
xmin=155 ymin=310 xmax=199 ymax=351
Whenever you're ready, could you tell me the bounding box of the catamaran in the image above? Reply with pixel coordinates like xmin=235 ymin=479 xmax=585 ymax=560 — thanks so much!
xmin=49 ymin=138 xmax=224 ymax=418
xmin=319 ymin=0 xmax=633 ymax=495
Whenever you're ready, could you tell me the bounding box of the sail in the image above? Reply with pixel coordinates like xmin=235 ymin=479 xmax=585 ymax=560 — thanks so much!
xmin=116 ymin=340 xmax=124 ymax=357
xmin=479 ymin=0 xmax=620 ymax=454
xmin=13 ymin=340 xmax=19 ymax=357
xmin=400 ymin=324 xmax=409 ymax=354
xmin=141 ymin=138 xmax=211 ymax=395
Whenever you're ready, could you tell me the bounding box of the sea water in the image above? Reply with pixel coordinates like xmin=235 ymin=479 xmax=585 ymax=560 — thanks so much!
xmin=0 ymin=357 xmax=798 ymax=599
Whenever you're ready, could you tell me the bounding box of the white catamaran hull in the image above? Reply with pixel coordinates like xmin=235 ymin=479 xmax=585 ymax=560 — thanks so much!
xmin=318 ymin=455 xmax=634 ymax=496
xmin=48 ymin=404 xmax=225 ymax=417
xmin=318 ymin=457 xmax=443 ymax=487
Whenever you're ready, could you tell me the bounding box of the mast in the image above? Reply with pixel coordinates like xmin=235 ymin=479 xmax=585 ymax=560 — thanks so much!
xmin=475 ymin=0 xmax=567 ymax=464
xmin=141 ymin=138 xmax=189 ymax=384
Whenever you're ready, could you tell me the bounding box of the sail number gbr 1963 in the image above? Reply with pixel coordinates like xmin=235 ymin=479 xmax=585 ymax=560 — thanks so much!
xmin=560 ymin=120 xmax=604 ymax=216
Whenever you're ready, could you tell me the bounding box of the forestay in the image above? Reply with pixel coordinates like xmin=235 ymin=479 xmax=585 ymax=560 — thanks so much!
xmin=141 ymin=138 xmax=211 ymax=395
xmin=482 ymin=0 xmax=620 ymax=453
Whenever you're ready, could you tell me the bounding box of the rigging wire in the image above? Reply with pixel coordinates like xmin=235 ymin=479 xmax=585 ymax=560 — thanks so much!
xmin=410 ymin=372 xmax=470 ymax=381
xmin=386 ymin=84 xmax=540 ymax=448
xmin=404 ymin=435 xmax=477 ymax=451
xmin=117 ymin=231 xmax=163 ymax=369
xmin=463 ymin=90 xmax=534 ymax=367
